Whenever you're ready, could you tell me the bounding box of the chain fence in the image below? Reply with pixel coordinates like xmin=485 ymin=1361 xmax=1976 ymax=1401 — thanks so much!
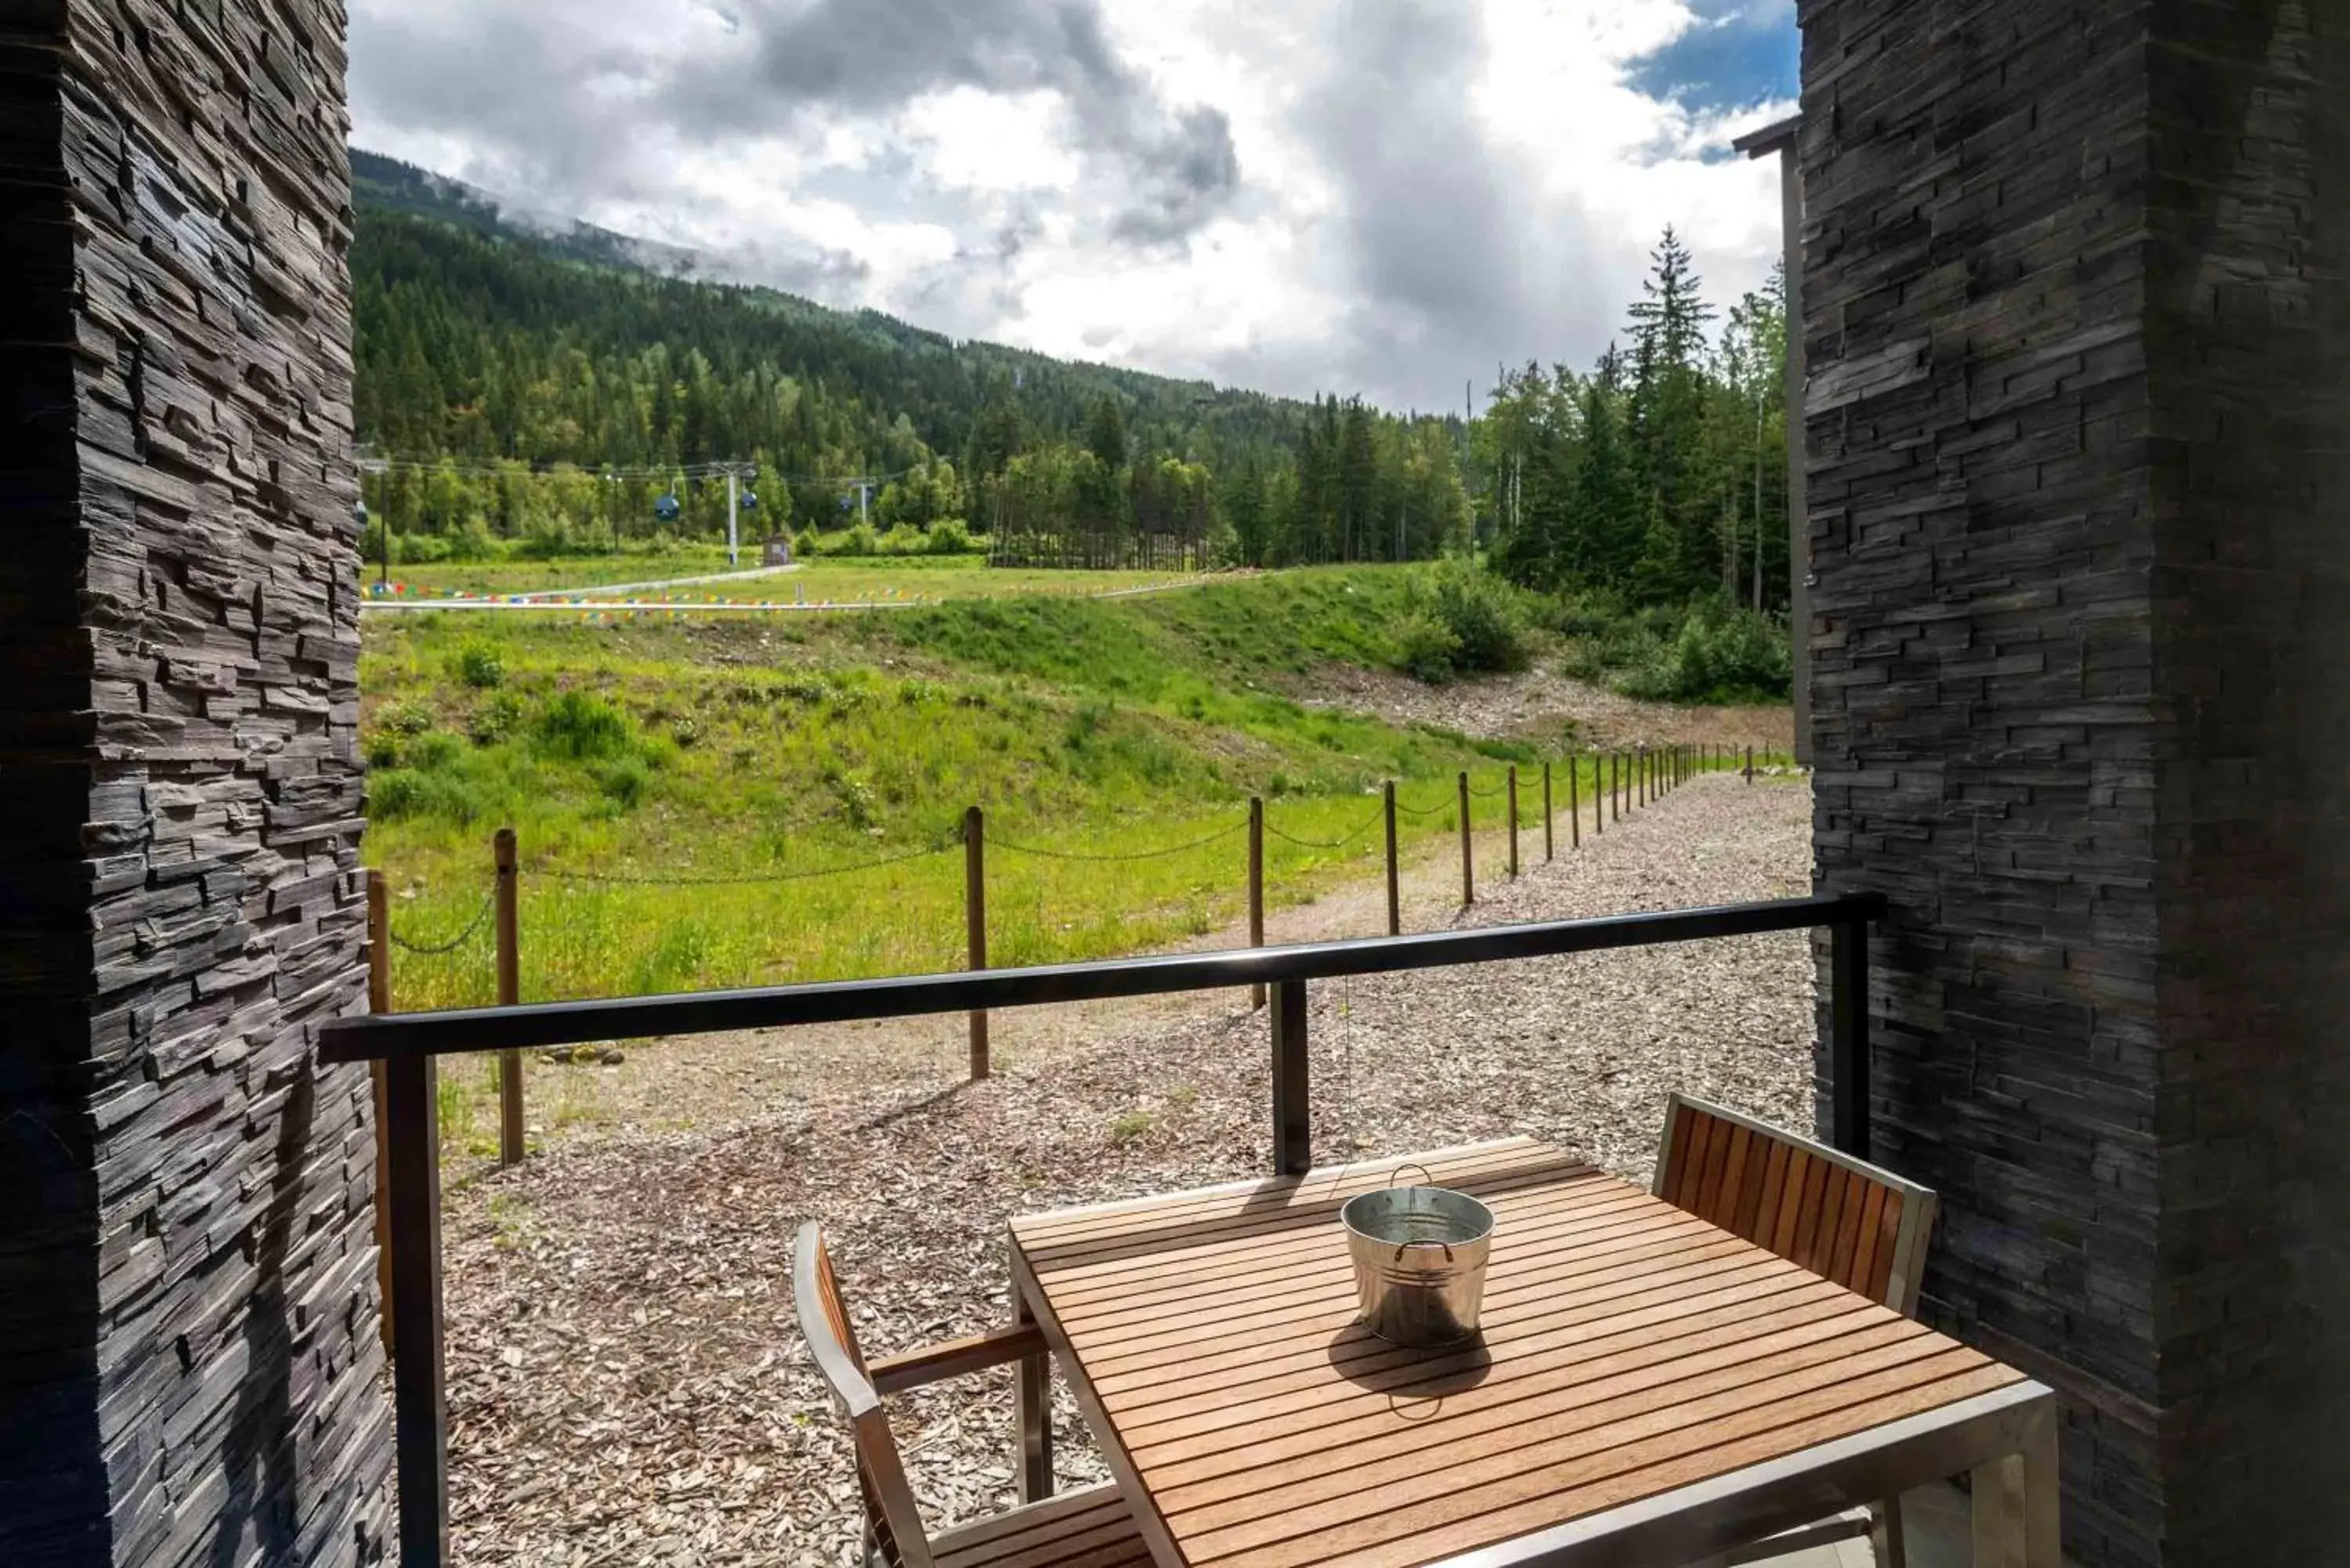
xmin=537 ymin=841 xmax=953 ymax=887
xmin=990 ymin=816 xmax=1249 ymax=863
xmin=1265 ymin=810 xmax=1383 ymax=852
xmin=386 ymin=893 xmax=495 ymax=956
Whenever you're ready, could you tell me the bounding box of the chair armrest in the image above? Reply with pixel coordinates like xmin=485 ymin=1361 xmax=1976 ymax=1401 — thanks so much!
xmin=869 ymin=1323 xmax=1047 ymax=1396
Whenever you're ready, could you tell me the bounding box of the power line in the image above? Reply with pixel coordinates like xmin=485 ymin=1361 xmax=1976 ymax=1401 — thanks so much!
xmin=356 ymin=454 xmax=924 ymax=487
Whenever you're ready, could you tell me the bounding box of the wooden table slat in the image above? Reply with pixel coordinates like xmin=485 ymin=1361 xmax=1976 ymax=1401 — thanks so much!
xmin=1086 ymin=1254 xmax=1813 ymax=1404
xmin=1152 ymin=1317 xmax=1927 ymax=1516
xmin=1123 ymin=1288 xmax=1871 ymax=1462
xmin=1024 ymin=1160 xmax=1600 ymax=1279
xmin=1112 ymin=1275 xmax=1856 ymax=1440
xmin=1065 ymin=1206 xmax=1729 ymax=1353
xmin=1036 ymin=1178 xmax=1642 ymax=1308
xmin=1055 ymin=1206 xmax=1718 ymax=1335
xmin=1014 ymin=1142 xmax=1571 ymax=1247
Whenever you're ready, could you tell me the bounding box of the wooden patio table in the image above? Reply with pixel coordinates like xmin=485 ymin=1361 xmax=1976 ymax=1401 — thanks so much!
xmin=1008 ymin=1138 xmax=2059 ymax=1568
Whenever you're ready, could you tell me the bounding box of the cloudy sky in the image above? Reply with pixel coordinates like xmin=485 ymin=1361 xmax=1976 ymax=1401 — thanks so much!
xmin=349 ymin=0 xmax=1797 ymax=413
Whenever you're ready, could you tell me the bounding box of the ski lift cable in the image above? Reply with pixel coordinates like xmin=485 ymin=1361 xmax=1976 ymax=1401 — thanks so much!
xmin=357 ymin=453 xmax=926 ymax=486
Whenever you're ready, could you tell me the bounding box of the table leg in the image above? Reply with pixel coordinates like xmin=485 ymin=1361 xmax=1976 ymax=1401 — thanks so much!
xmin=1871 ymin=1491 xmax=1908 ymax=1568
xmin=1970 ymin=1414 xmax=2059 ymax=1568
xmin=2022 ymin=1407 xmax=2060 ymax=1566
xmin=1014 ymin=1288 xmax=1053 ymax=1504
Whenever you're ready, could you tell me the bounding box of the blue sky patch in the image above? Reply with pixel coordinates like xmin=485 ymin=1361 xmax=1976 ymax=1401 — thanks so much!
xmin=1624 ymin=0 xmax=1797 ymax=117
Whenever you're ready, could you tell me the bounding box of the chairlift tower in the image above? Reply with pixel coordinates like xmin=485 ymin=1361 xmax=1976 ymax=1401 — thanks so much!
xmin=703 ymin=461 xmax=760 ymax=566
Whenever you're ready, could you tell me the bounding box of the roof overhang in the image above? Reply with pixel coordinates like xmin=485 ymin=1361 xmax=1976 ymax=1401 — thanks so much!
xmin=1732 ymin=115 xmax=1800 ymax=159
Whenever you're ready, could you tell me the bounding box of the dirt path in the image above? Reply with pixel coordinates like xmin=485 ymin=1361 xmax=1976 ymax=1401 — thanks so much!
xmin=435 ymin=774 xmax=1815 ymax=1566
xmin=1296 ymin=660 xmax=1794 ymax=751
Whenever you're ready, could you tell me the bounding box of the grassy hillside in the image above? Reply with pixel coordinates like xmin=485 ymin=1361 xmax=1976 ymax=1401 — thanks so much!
xmin=363 ymin=568 xmax=1579 ymax=1017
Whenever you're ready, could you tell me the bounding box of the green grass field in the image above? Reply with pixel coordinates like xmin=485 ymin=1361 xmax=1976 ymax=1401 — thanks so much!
xmin=361 ymin=568 xmax=1614 ymax=1021
xmin=372 ymin=549 xmax=1199 ymax=603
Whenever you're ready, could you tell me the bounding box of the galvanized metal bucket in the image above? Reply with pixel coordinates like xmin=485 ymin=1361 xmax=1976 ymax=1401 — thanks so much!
xmin=1340 ymin=1180 xmax=1494 ymax=1347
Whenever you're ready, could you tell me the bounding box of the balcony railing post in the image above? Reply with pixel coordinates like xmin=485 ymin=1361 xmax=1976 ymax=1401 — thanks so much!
xmin=1249 ymin=797 xmax=1267 ymax=1011
xmin=494 ymin=827 xmax=522 ymax=1166
xmin=966 ymin=804 xmax=989 ymax=1080
xmin=1829 ymin=916 xmax=1871 ymax=1158
xmin=384 ymin=1051 xmax=448 ymax=1568
xmin=1271 ymin=977 xmax=1310 ymax=1176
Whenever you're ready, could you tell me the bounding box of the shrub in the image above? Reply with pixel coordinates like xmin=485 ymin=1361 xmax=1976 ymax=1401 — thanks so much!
xmin=451 ymin=641 xmax=505 ymax=690
xmin=1394 ymin=610 xmax=1464 ymax=684
xmin=838 ymin=522 xmax=879 ymax=556
xmin=378 ymin=698 xmax=433 ymax=736
xmin=879 ymin=522 xmax=927 ymax=555
xmin=594 ymin=757 xmax=651 ymax=810
xmin=468 ymin=690 xmax=526 ymax=746
xmin=793 ymin=528 xmax=821 ymax=558
xmin=368 ymin=766 xmax=488 ymax=825
xmin=1618 ymin=602 xmax=1792 ymax=703
xmin=1395 ymin=562 xmax=1528 ymax=683
xmin=533 ymin=690 xmax=634 ymax=760
xmin=407 ymin=730 xmax=465 ymax=771
xmin=363 ymin=731 xmax=403 ymax=770
xmin=925 ymin=518 xmax=974 ymax=555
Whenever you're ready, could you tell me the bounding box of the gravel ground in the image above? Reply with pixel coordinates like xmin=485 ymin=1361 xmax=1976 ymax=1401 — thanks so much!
xmin=433 ymin=774 xmax=1816 ymax=1567
xmin=1292 ymin=660 xmax=1795 ymax=751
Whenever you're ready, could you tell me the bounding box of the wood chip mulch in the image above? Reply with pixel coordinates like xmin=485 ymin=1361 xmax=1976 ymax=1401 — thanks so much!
xmin=433 ymin=776 xmax=1815 ymax=1566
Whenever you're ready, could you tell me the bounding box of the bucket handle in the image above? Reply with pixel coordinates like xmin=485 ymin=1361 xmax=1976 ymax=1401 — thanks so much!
xmin=1386 ymin=1163 xmax=1453 ymax=1264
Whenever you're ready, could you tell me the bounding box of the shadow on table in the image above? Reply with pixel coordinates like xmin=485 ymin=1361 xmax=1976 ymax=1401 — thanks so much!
xmin=1325 ymin=1321 xmax=1492 ymax=1416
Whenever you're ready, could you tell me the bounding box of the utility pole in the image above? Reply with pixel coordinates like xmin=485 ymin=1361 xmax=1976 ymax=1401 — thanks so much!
xmin=726 ymin=470 xmax=739 ymax=568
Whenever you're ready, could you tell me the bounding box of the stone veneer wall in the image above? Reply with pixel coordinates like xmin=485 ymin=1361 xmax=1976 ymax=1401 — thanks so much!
xmin=0 ymin=0 xmax=389 ymax=1562
xmin=1800 ymin=2 xmax=2350 ymax=1563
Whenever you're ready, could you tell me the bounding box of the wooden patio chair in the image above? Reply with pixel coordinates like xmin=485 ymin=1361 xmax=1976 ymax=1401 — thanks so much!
xmin=794 ymin=1221 xmax=1146 ymax=1568
xmin=1652 ymin=1094 xmax=1940 ymax=1568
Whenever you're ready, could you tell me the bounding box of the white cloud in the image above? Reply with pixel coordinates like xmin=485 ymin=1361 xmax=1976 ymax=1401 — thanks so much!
xmin=349 ymin=0 xmax=1790 ymax=409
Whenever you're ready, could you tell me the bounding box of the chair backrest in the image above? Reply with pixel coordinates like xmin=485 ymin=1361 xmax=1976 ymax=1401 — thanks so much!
xmin=794 ymin=1222 xmax=935 ymax=1568
xmin=1652 ymin=1093 xmax=1936 ymax=1315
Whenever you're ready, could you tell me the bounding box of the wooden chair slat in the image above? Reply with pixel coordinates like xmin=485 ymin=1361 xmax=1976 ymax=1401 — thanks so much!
xmin=1769 ymin=1147 xmax=1807 ymax=1256
xmin=1715 ymin=1124 xmax=1753 ymax=1230
xmin=1752 ymin=1136 xmax=1790 ymax=1248
xmin=1868 ymin=1192 xmax=1906 ymax=1305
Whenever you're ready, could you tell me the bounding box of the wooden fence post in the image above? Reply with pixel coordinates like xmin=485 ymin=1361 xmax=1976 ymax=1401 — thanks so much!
xmin=367 ymin=871 xmax=394 ymax=1358
xmin=1640 ymin=746 xmax=1649 ymax=809
xmin=1569 ymin=757 xmax=1581 ymax=850
xmin=1249 ymin=797 xmax=1266 ymax=1010
xmin=1507 ymin=765 xmax=1520 ymax=880
xmin=1383 ymin=782 xmax=1401 ymax=937
xmin=1746 ymin=745 xmax=1755 ymax=783
xmin=1611 ymin=752 xmax=1621 ymax=823
xmin=1458 ymin=771 xmax=1474 ymax=906
xmin=494 ymin=827 xmax=522 ymax=1168
xmin=1542 ymin=762 xmax=1553 ymax=862
xmin=965 ymin=805 xmax=989 ymax=1080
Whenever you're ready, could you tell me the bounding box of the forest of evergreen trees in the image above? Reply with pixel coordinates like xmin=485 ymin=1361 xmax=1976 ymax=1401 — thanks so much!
xmin=349 ymin=157 xmax=1791 ymax=623
xmin=349 ymin=167 xmax=1473 ymax=569
xmin=1477 ymin=231 xmax=1791 ymax=614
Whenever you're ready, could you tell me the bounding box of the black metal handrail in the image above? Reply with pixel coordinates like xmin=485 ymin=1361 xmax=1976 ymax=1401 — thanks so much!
xmin=326 ymin=891 xmax=1885 ymax=1568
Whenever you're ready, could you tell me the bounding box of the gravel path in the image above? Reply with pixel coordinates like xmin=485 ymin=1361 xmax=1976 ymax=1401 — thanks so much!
xmin=433 ymin=775 xmax=1816 ymax=1566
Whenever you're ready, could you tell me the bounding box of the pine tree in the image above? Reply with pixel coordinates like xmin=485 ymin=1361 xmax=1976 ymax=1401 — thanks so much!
xmin=1624 ymin=227 xmax=1719 ymax=599
xmin=1085 ymin=395 xmax=1128 ymax=471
